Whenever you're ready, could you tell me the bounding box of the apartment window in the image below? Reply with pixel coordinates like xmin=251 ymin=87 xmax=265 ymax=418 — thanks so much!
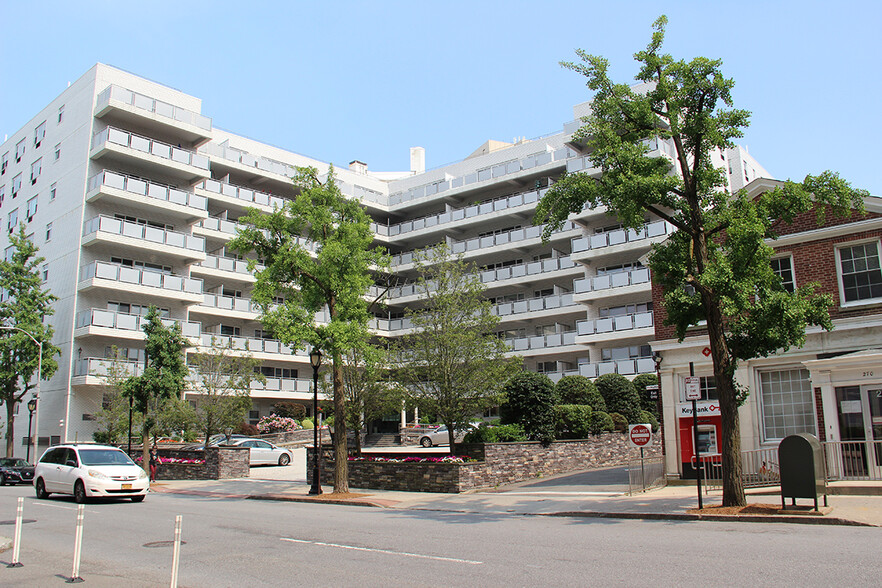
xmin=0 ymin=185 xmax=4 ymax=206
xmin=4 ymin=245 xmax=14 ymax=262
xmin=254 ymin=329 xmax=275 ymax=339
xmin=42 ymin=264 xmax=48 ymax=281
xmin=680 ymin=376 xmax=718 ymax=402
xmin=15 ymin=139 xmax=25 ymax=162
xmin=7 ymin=208 xmax=18 ymax=233
xmin=771 ymin=256 xmax=795 ymax=293
xmin=109 ymin=257 xmax=172 ymax=274
xmin=599 ymin=302 xmax=652 ymax=318
xmin=26 ymin=196 xmax=37 ymax=222
xmin=57 ymin=105 xmax=64 ymax=124
xmin=838 ymin=242 xmax=882 ymax=303
xmin=596 ymin=262 xmax=642 ymax=276
xmin=34 ymin=121 xmax=46 ymax=148
xmin=259 ymin=366 xmax=297 ymax=379
xmin=534 ymin=288 xmax=554 ymax=298
xmin=601 ymin=344 xmax=653 ymax=362
xmin=49 ymin=183 xmax=57 ymax=201
xmin=30 ymin=158 xmax=42 ymax=184
xmin=759 ymin=368 xmax=815 ymax=441
xmin=248 ymin=410 xmax=259 ymax=425
xmin=107 ymin=301 xmax=169 ymax=317
xmin=45 ymin=222 xmax=52 ymax=241
xmin=536 ymin=361 xmax=557 ymax=374
xmin=105 ymin=347 xmax=146 ymax=363
xmin=219 ymin=325 xmax=241 ymax=336
xmin=1 ymin=152 xmax=7 ymax=175
xmin=222 ymin=287 xmax=242 ymax=298
xmin=54 ymin=144 xmax=61 ymax=161
xmin=11 ymin=174 xmax=21 ymax=198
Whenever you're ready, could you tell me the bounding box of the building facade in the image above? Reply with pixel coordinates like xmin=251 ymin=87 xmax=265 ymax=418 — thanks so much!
xmin=653 ymin=178 xmax=882 ymax=480
xmin=0 ymin=64 xmax=767 ymax=456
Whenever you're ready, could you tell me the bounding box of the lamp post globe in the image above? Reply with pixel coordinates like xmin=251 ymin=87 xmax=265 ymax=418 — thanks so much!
xmin=309 ymin=347 xmax=323 ymax=495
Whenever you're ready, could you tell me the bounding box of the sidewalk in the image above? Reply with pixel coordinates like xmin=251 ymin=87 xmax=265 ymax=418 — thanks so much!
xmin=148 ymin=477 xmax=882 ymax=527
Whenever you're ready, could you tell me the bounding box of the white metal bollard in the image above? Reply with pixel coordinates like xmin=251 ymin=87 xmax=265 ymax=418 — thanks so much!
xmin=170 ymin=515 xmax=182 ymax=588
xmin=68 ymin=504 xmax=85 ymax=583
xmin=6 ymin=497 xmax=24 ymax=568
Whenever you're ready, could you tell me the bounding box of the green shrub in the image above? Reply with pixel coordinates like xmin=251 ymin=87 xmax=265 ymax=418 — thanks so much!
xmin=632 ymin=373 xmax=660 ymax=416
xmin=553 ymin=404 xmax=593 ymax=439
xmin=92 ymin=431 xmax=112 ymax=444
xmin=463 ymin=423 xmax=527 ymax=443
xmin=235 ymin=422 xmax=259 ymax=436
xmin=609 ymin=412 xmax=628 ymax=433
xmin=300 ymin=418 xmax=314 ymax=429
xmin=272 ymin=401 xmax=307 ymax=420
xmin=500 ymin=371 xmax=557 ymax=444
xmin=555 ymin=375 xmax=606 ymax=412
xmin=589 ymin=411 xmax=614 ymax=434
xmin=594 ymin=374 xmax=642 ymax=423
xmin=638 ymin=410 xmax=659 ymax=432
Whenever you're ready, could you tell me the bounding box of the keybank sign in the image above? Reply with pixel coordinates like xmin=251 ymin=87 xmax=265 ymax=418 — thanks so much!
xmin=678 ymin=401 xmax=720 ymax=417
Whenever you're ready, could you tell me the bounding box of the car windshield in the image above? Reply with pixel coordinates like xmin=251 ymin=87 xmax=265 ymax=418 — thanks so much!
xmin=78 ymin=449 xmax=135 ymax=466
xmin=1 ymin=458 xmax=30 ymax=467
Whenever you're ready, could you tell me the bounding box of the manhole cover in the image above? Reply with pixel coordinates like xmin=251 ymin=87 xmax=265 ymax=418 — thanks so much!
xmin=0 ymin=519 xmax=37 ymax=525
xmin=142 ymin=540 xmax=187 ymax=548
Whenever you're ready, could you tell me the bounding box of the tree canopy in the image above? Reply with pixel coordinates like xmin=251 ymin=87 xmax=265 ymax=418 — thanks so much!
xmin=535 ymin=16 xmax=868 ymax=505
xmin=229 ymin=165 xmax=388 ymax=492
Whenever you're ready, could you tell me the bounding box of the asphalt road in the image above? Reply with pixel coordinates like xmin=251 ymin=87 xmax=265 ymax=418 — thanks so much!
xmin=1 ymin=483 xmax=880 ymax=587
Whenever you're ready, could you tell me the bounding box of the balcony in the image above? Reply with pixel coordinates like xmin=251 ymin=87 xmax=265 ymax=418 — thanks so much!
xmin=87 ymin=171 xmax=207 ymax=221
xmin=195 ymin=179 xmax=286 ymax=213
xmin=191 ymin=255 xmax=259 ymax=282
xmin=576 ymin=312 xmax=653 ymax=343
xmin=493 ymin=293 xmax=580 ymax=320
xmin=571 ymin=219 xmax=673 ymax=262
xmin=75 ymin=309 xmax=201 ymax=340
xmin=547 ymin=357 xmax=656 ymax=381
xmin=90 ymin=127 xmax=210 ymax=181
xmin=194 ymin=293 xmax=260 ymax=319
xmin=94 ymin=84 xmax=212 ymax=144
xmin=78 ymin=261 xmax=203 ymax=304
xmin=198 ymin=143 xmax=296 ymax=191
xmin=72 ymin=357 xmax=143 ymax=387
xmin=507 ymin=331 xmax=578 ymax=352
xmin=195 ymin=334 xmax=299 ymax=359
xmin=573 ymin=267 xmax=651 ymax=302
xmin=82 ymin=215 xmax=206 ymax=262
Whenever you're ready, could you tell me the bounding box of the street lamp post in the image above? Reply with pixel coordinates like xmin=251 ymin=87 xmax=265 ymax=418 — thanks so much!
xmin=309 ymin=347 xmax=323 ymax=495
xmin=127 ymin=394 xmax=134 ymax=456
xmin=0 ymin=326 xmax=42 ymax=461
xmin=26 ymin=398 xmax=37 ymax=463
xmin=653 ymin=352 xmax=665 ymax=457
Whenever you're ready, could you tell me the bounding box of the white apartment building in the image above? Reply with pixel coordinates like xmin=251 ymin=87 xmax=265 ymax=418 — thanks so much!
xmin=0 ymin=64 xmax=768 ymax=454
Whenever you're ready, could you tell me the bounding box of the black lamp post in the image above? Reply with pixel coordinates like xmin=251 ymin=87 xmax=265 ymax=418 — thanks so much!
xmin=26 ymin=398 xmax=37 ymax=463
xmin=653 ymin=352 xmax=665 ymax=456
xmin=309 ymin=347 xmax=323 ymax=495
xmin=127 ymin=395 xmax=134 ymax=456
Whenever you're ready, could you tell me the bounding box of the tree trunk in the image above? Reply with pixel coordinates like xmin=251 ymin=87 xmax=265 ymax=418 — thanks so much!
xmin=141 ymin=413 xmax=150 ymax=473
xmin=5 ymin=400 xmax=14 ymax=458
xmin=332 ymin=354 xmax=349 ymax=493
xmin=447 ymin=424 xmax=455 ymax=453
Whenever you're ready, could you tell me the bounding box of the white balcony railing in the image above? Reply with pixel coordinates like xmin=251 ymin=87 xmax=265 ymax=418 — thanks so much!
xmin=76 ymin=308 xmax=201 ymax=338
xmin=195 ymin=179 xmax=286 ymax=210
xmin=574 ymin=267 xmax=651 ymax=294
xmin=197 ymin=334 xmax=297 ymax=356
xmin=507 ymin=331 xmax=578 ymax=352
xmin=493 ymin=293 xmax=577 ymax=318
xmin=74 ymin=357 xmax=143 ymax=378
xmin=547 ymin=358 xmax=656 ymax=381
xmin=80 ymin=261 xmax=203 ymax=294
xmin=577 ymin=311 xmax=653 ymax=335
xmin=96 ymin=84 xmax=212 ymax=131
xmin=88 ymin=170 xmax=207 ymax=211
xmin=91 ymin=127 xmax=210 ymax=170
xmin=200 ymin=293 xmax=259 ymax=314
xmin=571 ymin=219 xmax=673 ymax=253
xmin=83 ymin=215 xmax=205 ymax=253
xmin=195 ymin=255 xmax=262 ymax=276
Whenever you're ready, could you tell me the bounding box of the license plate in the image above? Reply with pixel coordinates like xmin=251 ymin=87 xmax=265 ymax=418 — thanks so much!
xmin=121 ymin=483 xmax=132 ymax=490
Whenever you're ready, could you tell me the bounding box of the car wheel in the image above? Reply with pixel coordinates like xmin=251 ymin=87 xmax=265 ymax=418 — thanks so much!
xmin=74 ymin=480 xmax=87 ymax=504
xmin=420 ymin=437 xmax=432 ymax=448
xmin=131 ymin=495 xmax=145 ymax=503
xmin=35 ymin=478 xmax=50 ymax=499
xmin=278 ymin=453 xmax=291 ymax=466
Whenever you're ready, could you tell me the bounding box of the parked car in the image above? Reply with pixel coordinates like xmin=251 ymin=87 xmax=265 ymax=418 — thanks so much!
xmin=229 ymin=438 xmax=293 ymax=466
xmin=418 ymin=424 xmax=478 ymax=447
xmin=0 ymin=458 xmax=35 ymax=485
xmin=34 ymin=444 xmax=149 ymax=503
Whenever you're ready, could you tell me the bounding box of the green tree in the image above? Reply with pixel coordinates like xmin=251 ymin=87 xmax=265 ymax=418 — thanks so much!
xmin=188 ymin=336 xmax=263 ymax=447
xmin=93 ymin=347 xmax=143 ymax=444
xmin=0 ymin=227 xmax=60 ymax=457
xmin=555 ymin=375 xmax=606 ymax=411
xmin=536 ymin=16 xmax=867 ymax=505
xmin=336 ymin=344 xmax=400 ymax=455
xmin=500 ymin=371 xmax=557 ymax=444
xmin=593 ymin=375 xmax=641 ymax=425
xmin=393 ymin=245 xmax=520 ymax=450
xmin=122 ymin=307 xmax=189 ymax=469
xmin=230 ymin=166 xmax=388 ymax=493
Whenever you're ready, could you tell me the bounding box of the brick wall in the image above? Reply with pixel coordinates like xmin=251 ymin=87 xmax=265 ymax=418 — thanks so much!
xmin=310 ymin=433 xmax=661 ymax=493
xmin=146 ymin=446 xmax=250 ymax=480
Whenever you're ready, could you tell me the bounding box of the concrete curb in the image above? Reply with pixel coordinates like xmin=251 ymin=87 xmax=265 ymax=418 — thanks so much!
xmin=247 ymin=494 xmax=386 ymax=508
xmin=544 ymin=510 xmax=877 ymax=526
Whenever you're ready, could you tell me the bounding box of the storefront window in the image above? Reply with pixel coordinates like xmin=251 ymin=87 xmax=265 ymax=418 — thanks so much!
xmin=759 ymin=368 xmax=815 ymax=441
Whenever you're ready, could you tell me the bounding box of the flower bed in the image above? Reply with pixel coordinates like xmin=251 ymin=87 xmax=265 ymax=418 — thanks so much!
xmin=257 ymin=415 xmax=303 ymax=434
xmin=135 ymin=456 xmax=206 ymax=465
xmin=348 ymin=455 xmax=473 ymax=463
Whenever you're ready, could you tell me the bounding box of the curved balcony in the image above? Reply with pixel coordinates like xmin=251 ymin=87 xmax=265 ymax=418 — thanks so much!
xmin=82 ymin=215 xmax=205 ymax=261
xmin=78 ymin=261 xmax=203 ymax=303
xmin=90 ymin=127 xmax=210 ymax=181
xmin=87 ymin=171 xmax=207 ymax=221
xmin=95 ymin=84 xmax=212 ymax=144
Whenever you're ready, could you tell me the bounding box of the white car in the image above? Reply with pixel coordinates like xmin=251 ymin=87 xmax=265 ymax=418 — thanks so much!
xmin=230 ymin=438 xmax=293 ymax=466
xmin=418 ymin=424 xmax=477 ymax=447
xmin=34 ymin=444 xmax=149 ymax=503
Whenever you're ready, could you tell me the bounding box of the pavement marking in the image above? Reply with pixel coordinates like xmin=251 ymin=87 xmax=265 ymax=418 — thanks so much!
xmin=280 ymin=537 xmax=483 ymax=565
xmin=502 ymin=491 xmax=623 ymax=496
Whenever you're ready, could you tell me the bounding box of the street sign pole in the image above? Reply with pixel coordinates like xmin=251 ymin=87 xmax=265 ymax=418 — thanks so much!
xmin=688 ymin=362 xmax=703 ymax=509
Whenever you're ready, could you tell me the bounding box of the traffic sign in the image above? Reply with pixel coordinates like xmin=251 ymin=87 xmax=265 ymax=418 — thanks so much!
xmin=685 ymin=376 xmax=701 ymax=400
xmin=645 ymin=384 xmax=659 ymax=400
xmin=628 ymin=423 xmax=653 ymax=448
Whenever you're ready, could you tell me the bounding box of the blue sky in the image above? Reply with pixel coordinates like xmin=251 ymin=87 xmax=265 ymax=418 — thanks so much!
xmin=2 ymin=1 xmax=879 ymax=195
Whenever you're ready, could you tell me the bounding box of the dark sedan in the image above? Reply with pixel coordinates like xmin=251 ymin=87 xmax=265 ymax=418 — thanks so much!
xmin=0 ymin=458 xmax=35 ymax=485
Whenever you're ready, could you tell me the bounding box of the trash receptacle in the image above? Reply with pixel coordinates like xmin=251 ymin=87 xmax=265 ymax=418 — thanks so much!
xmin=778 ymin=433 xmax=827 ymax=511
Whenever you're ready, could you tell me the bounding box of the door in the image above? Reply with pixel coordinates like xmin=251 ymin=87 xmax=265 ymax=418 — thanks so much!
xmin=836 ymin=385 xmax=882 ymax=478
xmin=251 ymin=440 xmax=274 ymax=465
xmin=862 ymin=386 xmax=882 ymax=478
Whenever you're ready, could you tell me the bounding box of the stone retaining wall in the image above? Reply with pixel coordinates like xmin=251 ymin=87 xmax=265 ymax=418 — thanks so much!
xmin=310 ymin=433 xmax=661 ymax=492
xmin=136 ymin=446 xmax=250 ymax=480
